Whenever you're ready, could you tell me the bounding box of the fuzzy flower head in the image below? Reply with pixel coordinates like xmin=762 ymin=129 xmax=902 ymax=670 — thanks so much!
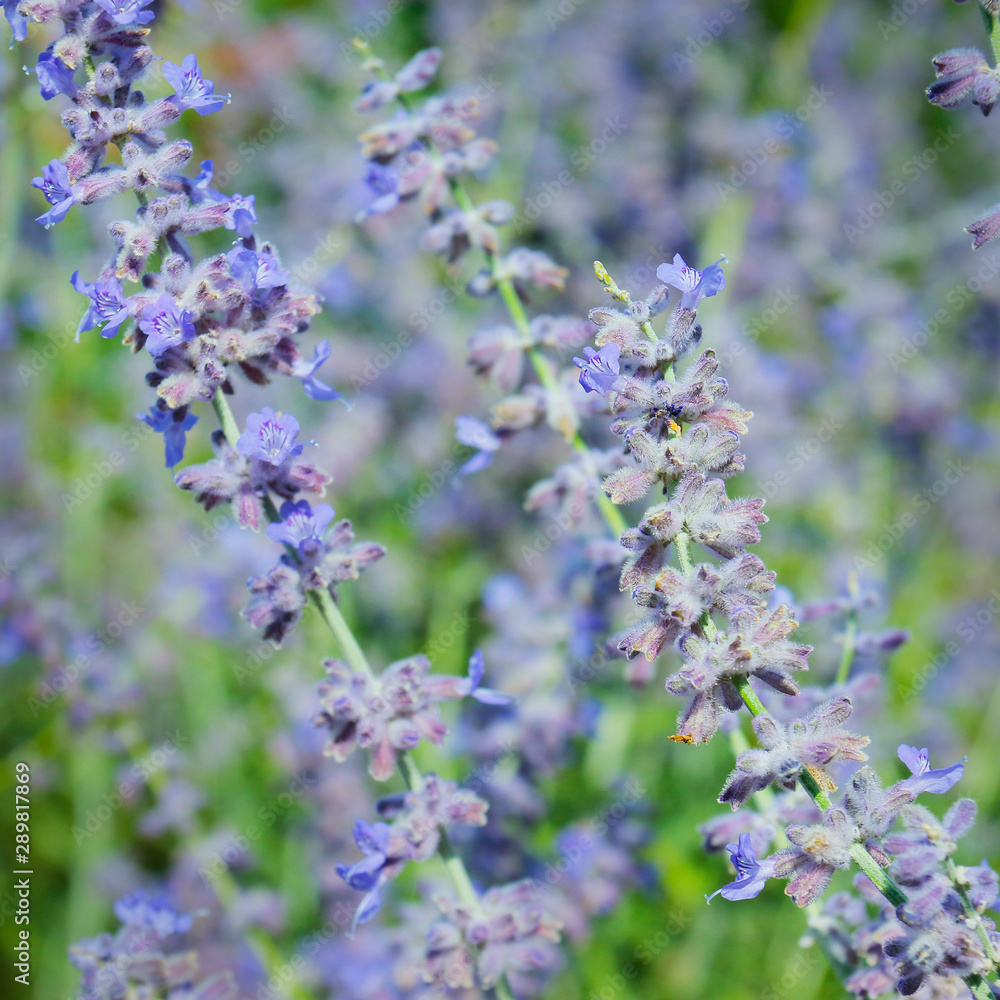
xmin=706 ymin=832 xmax=775 ymax=903
xmin=656 ymin=253 xmax=727 ymax=311
xmin=574 ymin=342 xmax=622 ymax=395
xmin=163 ymin=54 xmax=229 ymax=116
xmin=237 ymin=407 xmax=305 ymax=467
xmin=31 ymin=159 xmax=77 ymax=228
xmin=897 ymin=745 xmax=967 ymax=796
xmin=71 ymin=271 xmax=130 ymax=341
xmin=112 ymin=891 xmax=192 ymax=938
xmin=265 ymin=499 xmax=336 ymax=558
xmin=94 ymin=0 xmax=156 ymax=25
xmin=139 ymin=294 xmax=196 ymax=356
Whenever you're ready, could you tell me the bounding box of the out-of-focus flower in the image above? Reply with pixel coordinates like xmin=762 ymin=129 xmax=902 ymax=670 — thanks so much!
xmin=137 ymin=404 xmax=198 ymax=468
xmin=455 ymin=414 xmax=501 ymax=474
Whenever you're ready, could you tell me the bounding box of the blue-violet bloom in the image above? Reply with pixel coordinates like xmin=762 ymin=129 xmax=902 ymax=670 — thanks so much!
xmin=31 ymin=159 xmax=77 ymax=228
xmin=706 ymin=832 xmax=774 ymax=903
xmin=455 ymin=415 xmax=501 ymax=475
xmin=4 ymin=0 xmax=27 ymax=45
xmin=93 ymin=0 xmax=156 ymax=25
xmin=462 ymin=649 xmax=514 ymax=705
xmin=33 ymin=50 xmax=78 ymax=100
xmin=185 ymin=160 xmax=225 ymax=204
xmin=656 ymin=253 xmax=727 ymax=311
xmin=139 ymin=293 xmax=196 ymax=356
xmin=292 ymin=339 xmax=345 ymax=404
xmin=112 ymin=891 xmax=193 ymax=938
xmin=163 ymin=53 xmax=229 ymax=116
xmin=71 ymin=271 xmax=130 ymax=341
xmin=224 ymin=194 xmax=257 ymax=239
xmin=137 ymin=406 xmax=198 ymax=468
xmin=336 ymin=821 xmax=390 ymax=932
xmin=227 ymin=247 xmax=290 ymax=292
xmin=574 ymin=342 xmax=622 ymax=395
xmin=897 ymin=745 xmax=967 ymax=796
xmin=237 ymin=407 xmax=305 ymax=466
xmin=265 ymin=499 xmax=336 ymax=558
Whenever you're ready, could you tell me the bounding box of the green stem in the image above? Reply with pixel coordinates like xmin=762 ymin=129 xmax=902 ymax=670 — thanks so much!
xmin=211 ymin=389 xmax=508 ymax=994
xmin=834 ymin=572 xmax=859 ymax=686
xmin=947 ymin=857 xmax=1000 ymax=971
xmin=981 ymin=6 xmax=1000 ymax=66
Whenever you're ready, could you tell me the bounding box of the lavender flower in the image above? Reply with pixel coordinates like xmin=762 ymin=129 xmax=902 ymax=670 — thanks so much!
xmin=455 ymin=414 xmax=502 ymax=474
xmin=112 ymin=891 xmax=192 ymax=937
xmin=897 ymin=744 xmax=967 ymax=796
xmin=139 ymin=294 xmax=196 ymax=356
xmin=3 ymin=0 xmax=26 ymax=44
xmin=34 ymin=50 xmax=78 ymax=101
xmin=574 ymin=342 xmax=622 ymax=395
xmin=93 ymin=0 xmax=156 ymax=26
xmin=163 ymin=54 xmax=229 ymax=116
xmin=71 ymin=271 xmax=130 ymax=341
xmin=137 ymin=404 xmax=198 ymax=468
xmin=31 ymin=159 xmax=77 ymax=228
xmin=655 ymin=253 xmax=727 ymax=311
xmin=265 ymin=499 xmax=336 ymax=558
xmin=237 ymin=407 xmax=305 ymax=466
xmin=291 ymin=339 xmax=345 ymax=403
xmin=223 ymin=193 xmax=257 ymax=237
xmin=706 ymin=833 xmax=775 ymax=902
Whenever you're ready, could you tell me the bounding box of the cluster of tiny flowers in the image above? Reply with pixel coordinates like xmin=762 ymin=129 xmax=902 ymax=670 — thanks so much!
xmin=9 ymin=0 xmax=341 ymax=476
xmin=573 ymin=253 xmax=1000 ymax=997
xmin=68 ymin=891 xmax=233 ymax=1000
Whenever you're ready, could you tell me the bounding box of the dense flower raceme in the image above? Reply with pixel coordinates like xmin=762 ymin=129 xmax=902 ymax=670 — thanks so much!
xmin=11 ymin=9 xmax=576 ymax=999
xmin=576 ymin=257 xmax=999 ymax=997
xmin=69 ymin=891 xmax=234 ymax=1000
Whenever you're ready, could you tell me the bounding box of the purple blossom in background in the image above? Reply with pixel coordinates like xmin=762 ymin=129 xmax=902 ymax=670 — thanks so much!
xmin=224 ymin=194 xmax=257 ymax=238
xmin=706 ymin=833 xmax=774 ymax=903
xmin=112 ymin=891 xmax=192 ymax=938
xmin=462 ymin=649 xmax=514 ymax=705
xmin=3 ymin=0 xmax=26 ymax=44
xmin=265 ymin=499 xmax=336 ymax=557
xmin=455 ymin=414 xmax=501 ymax=474
xmin=137 ymin=405 xmax=198 ymax=468
xmin=226 ymin=247 xmax=290 ymax=292
xmin=359 ymin=163 xmax=401 ymax=217
xmin=237 ymin=407 xmax=305 ymax=466
xmin=34 ymin=50 xmax=78 ymax=100
xmin=291 ymin=339 xmax=345 ymax=403
xmin=93 ymin=0 xmax=156 ymax=26
xmin=656 ymin=254 xmax=727 ymax=311
xmin=898 ymin=745 xmax=967 ymax=796
xmin=71 ymin=271 xmax=130 ymax=341
xmin=184 ymin=160 xmax=224 ymax=204
xmin=336 ymin=820 xmax=391 ymax=932
xmin=163 ymin=54 xmax=228 ymax=116
xmin=139 ymin=294 xmax=196 ymax=356
xmin=31 ymin=159 xmax=77 ymax=228
xmin=574 ymin=342 xmax=621 ymax=395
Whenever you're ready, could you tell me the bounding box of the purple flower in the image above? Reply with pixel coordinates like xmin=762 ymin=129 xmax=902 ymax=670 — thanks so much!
xmin=3 ymin=0 xmax=25 ymax=45
xmin=70 ymin=271 xmax=130 ymax=341
xmin=574 ymin=342 xmax=622 ymax=395
xmin=462 ymin=649 xmax=514 ymax=705
xmin=237 ymin=407 xmax=304 ymax=466
xmin=897 ymin=745 xmax=967 ymax=796
xmin=359 ymin=163 xmax=401 ymax=217
xmin=137 ymin=405 xmax=198 ymax=468
xmin=455 ymin=415 xmax=501 ymax=474
xmin=184 ymin=160 xmax=225 ymax=204
xmin=163 ymin=54 xmax=228 ymax=116
xmin=31 ymin=159 xmax=77 ymax=229
xmin=139 ymin=293 xmax=196 ymax=356
xmin=292 ymin=339 xmax=345 ymax=404
xmin=34 ymin=50 xmax=78 ymax=101
xmin=93 ymin=0 xmax=156 ymax=25
xmin=112 ymin=891 xmax=192 ymax=938
xmin=706 ymin=832 xmax=775 ymax=903
xmin=656 ymin=253 xmax=727 ymax=311
xmin=336 ymin=821 xmax=390 ymax=932
xmin=265 ymin=499 xmax=336 ymax=557
xmin=226 ymin=247 xmax=289 ymax=292
xmin=223 ymin=194 xmax=257 ymax=239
